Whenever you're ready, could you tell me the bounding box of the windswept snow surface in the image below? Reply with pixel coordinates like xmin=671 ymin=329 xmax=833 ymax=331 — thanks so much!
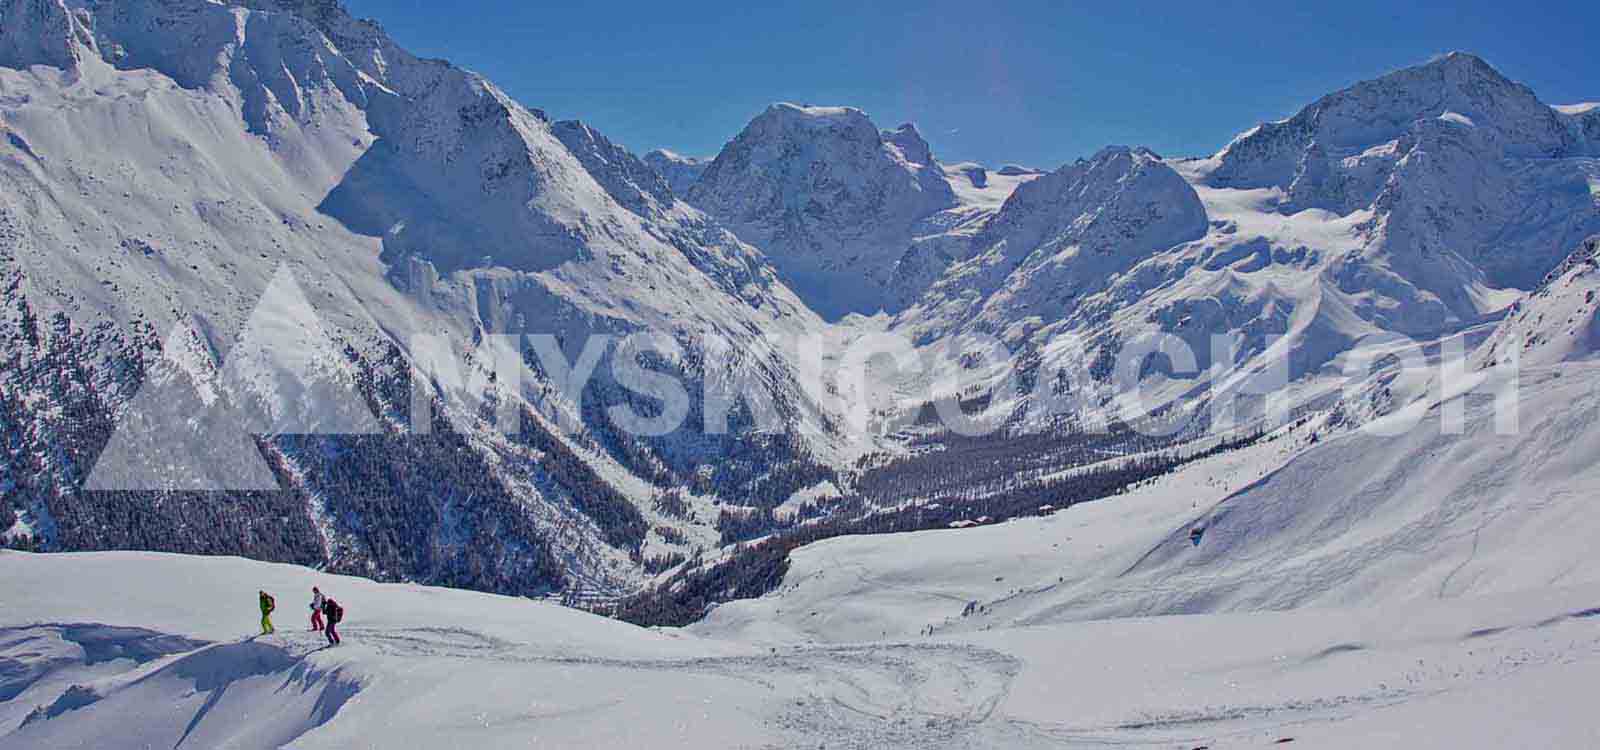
xmin=9 ymin=544 xmax=1600 ymax=747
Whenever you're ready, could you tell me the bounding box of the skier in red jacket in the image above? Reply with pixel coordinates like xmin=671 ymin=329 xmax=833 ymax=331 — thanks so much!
xmin=321 ymin=597 xmax=344 ymax=646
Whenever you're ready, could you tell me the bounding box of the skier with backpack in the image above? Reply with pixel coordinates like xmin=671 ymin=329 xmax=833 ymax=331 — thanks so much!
xmin=309 ymin=587 xmax=326 ymax=632
xmin=321 ymin=596 xmax=344 ymax=646
xmin=258 ymin=590 xmax=276 ymax=635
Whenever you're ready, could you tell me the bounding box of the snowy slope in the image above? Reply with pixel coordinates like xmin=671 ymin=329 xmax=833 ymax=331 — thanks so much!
xmin=674 ymin=229 xmax=1600 ymax=743
xmin=1034 ymin=365 xmax=1597 ymax=621
xmin=9 ymin=548 xmax=1600 ymax=747
xmin=1474 ymin=234 xmax=1600 ymax=368
xmin=695 ymin=419 xmax=1323 ymax=644
xmin=0 ymin=0 xmax=839 ymax=593
xmin=940 ymin=161 xmax=1041 ymax=210
xmin=677 ymin=358 xmax=1600 ymax=747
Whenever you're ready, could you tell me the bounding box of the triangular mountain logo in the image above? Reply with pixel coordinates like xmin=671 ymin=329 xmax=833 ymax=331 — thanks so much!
xmin=222 ymin=265 xmax=383 ymax=436
xmin=86 ymin=265 xmax=381 ymax=492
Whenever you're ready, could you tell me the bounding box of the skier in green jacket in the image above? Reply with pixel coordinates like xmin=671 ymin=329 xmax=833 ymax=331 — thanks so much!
xmin=259 ymin=590 xmax=276 ymax=635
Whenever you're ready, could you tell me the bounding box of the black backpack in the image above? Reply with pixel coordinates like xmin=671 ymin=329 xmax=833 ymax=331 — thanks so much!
xmin=325 ymin=599 xmax=344 ymax=624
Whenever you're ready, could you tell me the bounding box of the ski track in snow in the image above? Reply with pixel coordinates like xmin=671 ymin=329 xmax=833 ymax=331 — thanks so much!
xmin=337 ymin=624 xmax=1030 ymax=747
xmin=0 ymin=604 xmax=1024 ymax=747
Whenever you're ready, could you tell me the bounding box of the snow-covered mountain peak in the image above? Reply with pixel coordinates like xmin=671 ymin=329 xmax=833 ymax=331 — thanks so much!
xmin=881 ymin=121 xmax=935 ymax=168
xmin=1559 ymin=102 xmax=1600 ymax=150
xmin=725 ymin=102 xmax=889 ymax=157
xmin=978 ymin=145 xmax=1203 ymax=258
xmin=1555 ymin=102 xmax=1600 ymax=116
xmin=900 ymin=143 xmax=1207 ymax=344
xmin=1207 ymin=52 xmax=1577 ymax=194
xmin=757 ymin=101 xmax=871 ymax=128
xmin=887 ymin=52 xmax=1593 ymax=423
xmin=1183 ymin=52 xmax=1600 ymax=296
xmin=1086 ymin=143 xmax=1156 ymax=161
xmin=687 ymin=103 xmax=957 ymax=318
xmin=641 ymin=148 xmax=709 ymax=195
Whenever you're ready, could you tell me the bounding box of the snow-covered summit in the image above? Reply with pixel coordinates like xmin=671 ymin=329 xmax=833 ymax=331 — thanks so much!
xmin=1200 ymin=53 xmax=1596 ymax=291
xmin=904 ymin=146 xmax=1207 ymax=343
xmin=1559 ymin=101 xmax=1600 ymax=152
xmin=981 ymin=146 xmax=1204 ymax=261
xmin=1208 ymin=52 xmax=1580 ymax=191
xmin=687 ymin=103 xmax=958 ymax=319
xmin=1197 ymin=54 xmax=1599 ymax=287
xmin=641 ymin=148 xmax=709 ymax=195
xmin=880 ymin=121 xmax=936 ymax=168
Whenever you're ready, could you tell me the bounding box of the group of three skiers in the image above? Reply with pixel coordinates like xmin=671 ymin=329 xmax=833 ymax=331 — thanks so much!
xmin=257 ymin=586 xmax=345 ymax=646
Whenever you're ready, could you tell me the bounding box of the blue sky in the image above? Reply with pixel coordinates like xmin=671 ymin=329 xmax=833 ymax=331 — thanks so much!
xmin=343 ymin=0 xmax=1598 ymax=169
